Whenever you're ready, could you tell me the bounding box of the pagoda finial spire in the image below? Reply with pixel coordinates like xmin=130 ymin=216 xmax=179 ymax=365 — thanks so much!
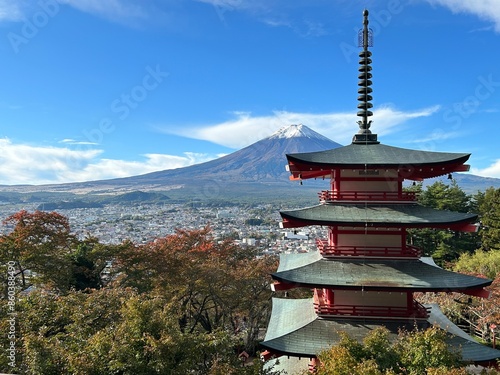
xmin=352 ymin=9 xmax=379 ymax=144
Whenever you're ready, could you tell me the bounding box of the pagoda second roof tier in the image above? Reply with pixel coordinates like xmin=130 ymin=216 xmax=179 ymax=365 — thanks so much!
xmin=280 ymin=203 xmax=478 ymax=230
xmin=286 ymin=143 xmax=470 ymax=180
xmin=272 ymin=252 xmax=491 ymax=292
xmin=261 ymin=298 xmax=500 ymax=363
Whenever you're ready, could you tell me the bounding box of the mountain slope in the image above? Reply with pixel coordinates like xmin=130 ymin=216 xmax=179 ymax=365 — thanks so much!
xmin=126 ymin=124 xmax=341 ymax=184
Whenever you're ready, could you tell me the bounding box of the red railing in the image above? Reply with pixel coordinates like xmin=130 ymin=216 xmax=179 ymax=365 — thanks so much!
xmin=314 ymin=291 xmax=430 ymax=318
xmin=316 ymin=239 xmax=421 ymax=258
xmin=318 ymin=190 xmax=418 ymax=202
xmin=314 ymin=302 xmax=430 ymax=319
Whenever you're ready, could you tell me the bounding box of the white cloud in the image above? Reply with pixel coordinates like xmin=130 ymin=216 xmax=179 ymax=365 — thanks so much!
xmin=60 ymin=138 xmax=98 ymax=146
xmin=59 ymin=0 xmax=147 ymax=22
xmin=426 ymin=0 xmax=500 ymax=32
xmin=167 ymin=105 xmax=441 ymax=149
xmin=0 ymin=0 xmax=28 ymax=22
xmin=471 ymin=159 xmax=500 ymax=179
xmin=0 ymin=138 xmax=216 ymax=185
xmin=0 ymin=0 xmax=147 ymax=24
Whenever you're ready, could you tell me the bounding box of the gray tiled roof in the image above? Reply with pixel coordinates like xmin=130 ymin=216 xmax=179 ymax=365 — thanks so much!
xmin=280 ymin=203 xmax=477 ymax=227
xmin=273 ymin=252 xmax=491 ymax=291
xmin=287 ymin=143 xmax=470 ymax=167
xmin=261 ymin=298 xmax=500 ymax=363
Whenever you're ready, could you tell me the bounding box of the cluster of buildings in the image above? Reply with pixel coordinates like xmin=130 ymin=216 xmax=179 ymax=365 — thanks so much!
xmin=0 ymin=202 xmax=322 ymax=255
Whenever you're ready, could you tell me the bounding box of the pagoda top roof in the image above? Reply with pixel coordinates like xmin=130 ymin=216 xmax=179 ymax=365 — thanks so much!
xmin=280 ymin=203 xmax=478 ymax=230
xmin=272 ymin=252 xmax=491 ymax=292
xmin=286 ymin=143 xmax=470 ymax=180
xmin=261 ymin=298 xmax=500 ymax=363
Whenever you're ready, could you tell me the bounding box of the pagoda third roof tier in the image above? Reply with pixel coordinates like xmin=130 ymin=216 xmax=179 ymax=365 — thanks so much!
xmin=280 ymin=203 xmax=478 ymax=230
xmin=272 ymin=252 xmax=491 ymax=292
xmin=261 ymin=298 xmax=500 ymax=362
xmin=286 ymin=143 xmax=470 ymax=180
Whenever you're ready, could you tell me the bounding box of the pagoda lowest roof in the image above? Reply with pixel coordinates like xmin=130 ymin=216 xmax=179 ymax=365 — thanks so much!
xmin=272 ymin=251 xmax=491 ymax=293
xmin=261 ymin=298 xmax=500 ymax=364
xmin=280 ymin=203 xmax=478 ymax=230
xmin=286 ymin=143 xmax=470 ymax=180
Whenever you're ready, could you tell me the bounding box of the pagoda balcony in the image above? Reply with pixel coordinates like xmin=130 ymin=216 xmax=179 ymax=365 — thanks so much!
xmin=314 ymin=291 xmax=430 ymax=319
xmin=316 ymin=239 xmax=421 ymax=258
xmin=318 ymin=190 xmax=418 ymax=203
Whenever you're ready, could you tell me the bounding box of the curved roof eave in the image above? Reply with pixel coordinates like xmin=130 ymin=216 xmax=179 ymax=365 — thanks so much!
xmin=286 ymin=143 xmax=471 ymax=168
xmin=280 ymin=204 xmax=478 ymax=229
xmin=271 ymin=258 xmax=491 ymax=292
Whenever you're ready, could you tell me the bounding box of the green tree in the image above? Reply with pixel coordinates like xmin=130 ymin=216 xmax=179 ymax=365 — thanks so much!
xmin=408 ymin=181 xmax=478 ymax=264
xmin=314 ymin=326 xmax=465 ymax=375
xmin=477 ymin=187 xmax=500 ymax=252
xmin=454 ymin=249 xmax=500 ymax=280
xmin=419 ymin=180 xmax=470 ymax=212
xmin=3 ymin=287 xmax=278 ymax=374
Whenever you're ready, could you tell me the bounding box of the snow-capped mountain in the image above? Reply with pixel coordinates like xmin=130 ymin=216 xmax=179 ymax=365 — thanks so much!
xmin=5 ymin=124 xmax=497 ymax=197
xmin=117 ymin=124 xmax=342 ymax=185
xmin=7 ymin=124 xmax=341 ymax=195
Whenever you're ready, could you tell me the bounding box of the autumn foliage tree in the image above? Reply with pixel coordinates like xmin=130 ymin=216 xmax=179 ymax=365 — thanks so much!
xmin=0 ymin=210 xmax=75 ymax=291
xmin=1 ymin=211 xmax=279 ymax=373
xmin=110 ymin=226 xmax=277 ymax=354
xmin=0 ymin=210 xmax=116 ymax=293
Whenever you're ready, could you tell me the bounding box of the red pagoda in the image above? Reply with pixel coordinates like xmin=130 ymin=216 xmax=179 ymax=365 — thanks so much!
xmin=261 ymin=9 xmax=500 ymax=374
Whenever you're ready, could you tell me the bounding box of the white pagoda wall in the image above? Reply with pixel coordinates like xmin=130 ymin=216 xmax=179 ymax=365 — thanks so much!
xmin=336 ymin=233 xmax=401 ymax=247
xmin=337 ymin=169 xmax=399 ymax=193
xmin=334 ymin=290 xmax=406 ymax=307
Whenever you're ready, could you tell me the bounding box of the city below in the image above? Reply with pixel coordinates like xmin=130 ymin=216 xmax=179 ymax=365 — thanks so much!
xmin=0 ymin=201 xmax=322 ymax=255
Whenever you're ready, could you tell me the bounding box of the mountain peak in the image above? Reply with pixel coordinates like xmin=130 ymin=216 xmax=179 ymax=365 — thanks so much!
xmin=269 ymin=124 xmax=333 ymax=142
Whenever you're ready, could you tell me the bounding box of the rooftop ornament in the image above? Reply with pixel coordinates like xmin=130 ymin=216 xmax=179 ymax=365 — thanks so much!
xmin=353 ymin=9 xmax=379 ymax=144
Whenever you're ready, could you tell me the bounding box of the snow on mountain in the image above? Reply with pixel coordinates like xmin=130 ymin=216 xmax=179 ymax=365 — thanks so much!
xmin=269 ymin=124 xmax=334 ymax=143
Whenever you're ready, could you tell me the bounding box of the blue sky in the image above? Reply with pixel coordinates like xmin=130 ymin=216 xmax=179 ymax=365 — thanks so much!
xmin=0 ymin=0 xmax=499 ymax=185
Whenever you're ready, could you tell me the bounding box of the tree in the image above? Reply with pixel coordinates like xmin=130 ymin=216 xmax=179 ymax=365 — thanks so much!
xmin=314 ymin=326 xmax=467 ymax=375
xmin=105 ymin=226 xmax=276 ymax=355
xmin=0 ymin=210 xmax=120 ymax=293
xmin=0 ymin=212 xmax=278 ymax=371
xmin=477 ymin=187 xmax=500 ymax=252
xmin=453 ymin=249 xmax=500 ymax=280
xmin=69 ymin=239 xmax=106 ymax=290
xmin=419 ymin=180 xmax=470 ymax=213
xmin=0 ymin=210 xmax=75 ymax=291
xmin=408 ymin=181 xmax=478 ymax=264
xmin=2 ymin=287 xmax=279 ymax=374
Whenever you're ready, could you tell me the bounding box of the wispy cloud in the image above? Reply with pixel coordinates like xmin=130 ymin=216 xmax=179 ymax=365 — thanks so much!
xmin=0 ymin=0 xmax=27 ymax=22
xmin=408 ymin=129 xmax=462 ymax=144
xmin=59 ymin=139 xmax=98 ymax=146
xmin=59 ymin=0 xmax=147 ymax=22
xmin=0 ymin=0 xmax=148 ymax=24
xmin=165 ymin=105 xmax=441 ymax=149
xmin=0 ymin=138 xmax=217 ymax=185
xmin=426 ymin=0 xmax=500 ymax=32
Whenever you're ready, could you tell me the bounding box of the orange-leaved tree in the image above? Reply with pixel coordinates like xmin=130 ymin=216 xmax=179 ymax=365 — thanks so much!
xmin=111 ymin=226 xmax=277 ymax=354
xmin=0 ymin=210 xmax=75 ymax=291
